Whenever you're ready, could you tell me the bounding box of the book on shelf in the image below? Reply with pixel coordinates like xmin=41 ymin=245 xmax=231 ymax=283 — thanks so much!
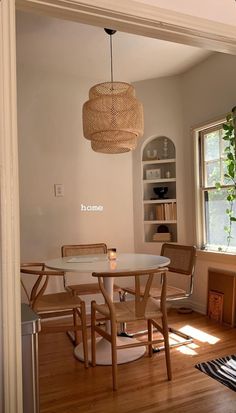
xmin=155 ymin=202 xmax=177 ymax=221
xmin=156 ymin=204 xmax=165 ymax=220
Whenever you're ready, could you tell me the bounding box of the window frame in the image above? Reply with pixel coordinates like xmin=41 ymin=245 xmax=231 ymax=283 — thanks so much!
xmin=193 ymin=117 xmax=235 ymax=251
xmin=200 ymin=124 xmax=226 ymax=191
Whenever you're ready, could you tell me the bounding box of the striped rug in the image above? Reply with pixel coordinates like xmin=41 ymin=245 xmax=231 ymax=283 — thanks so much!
xmin=195 ymin=354 xmax=236 ymax=392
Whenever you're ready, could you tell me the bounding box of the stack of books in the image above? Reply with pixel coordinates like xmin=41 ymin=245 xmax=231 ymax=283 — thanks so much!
xmin=153 ymin=232 xmax=171 ymax=242
xmin=156 ymin=202 xmax=177 ymax=221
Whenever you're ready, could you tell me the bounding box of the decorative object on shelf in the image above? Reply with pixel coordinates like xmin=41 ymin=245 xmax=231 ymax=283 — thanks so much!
xmin=165 ymin=170 xmax=171 ymax=178
xmin=157 ymin=224 xmax=169 ymax=232
xmin=153 ymin=186 xmax=168 ymax=199
xmin=162 ymin=138 xmax=169 ymax=159
xmin=108 ymin=248 xmax=117 ymax=260
xmin=146 ymin=149 xmax=157 ymax=160
xmin=146 ymin=168 xmax=161 ymax=180
xmin=82 ymin=29 xmax=144 ymax=154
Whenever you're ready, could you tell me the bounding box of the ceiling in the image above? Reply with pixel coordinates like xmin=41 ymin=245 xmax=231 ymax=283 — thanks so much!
xmin=135 ymin=0 xmax=236 ymax=26
xmin=16 ymin=11 xmax=212 ymax=83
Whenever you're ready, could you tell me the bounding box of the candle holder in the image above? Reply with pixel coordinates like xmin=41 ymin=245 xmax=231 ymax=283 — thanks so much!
xmin=108 ymin=248 xmax=117 ymax=260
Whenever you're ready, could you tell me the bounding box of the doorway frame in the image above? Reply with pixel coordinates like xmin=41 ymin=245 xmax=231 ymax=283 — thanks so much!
xmin=1 ymin=1 xmax=236 ymax=411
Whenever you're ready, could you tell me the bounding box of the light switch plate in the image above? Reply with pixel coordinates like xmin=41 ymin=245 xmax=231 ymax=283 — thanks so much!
xmin=54 ymin=184 xmax=64 ymax=197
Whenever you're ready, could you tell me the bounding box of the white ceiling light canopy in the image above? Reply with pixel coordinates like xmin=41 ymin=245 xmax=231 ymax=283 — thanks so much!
xmin=82 ymin=28 xmax=144 ymax=154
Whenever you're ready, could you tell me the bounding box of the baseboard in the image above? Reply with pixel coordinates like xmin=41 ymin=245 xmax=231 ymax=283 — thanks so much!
xmin=174 ymin=298 xmax=207 ymax=315
xmin=85 ymin=298 xmax=207 ymax=316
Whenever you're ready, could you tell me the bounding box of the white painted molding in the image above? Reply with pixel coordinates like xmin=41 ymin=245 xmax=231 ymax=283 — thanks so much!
xmin=16 ymin=0 xmax=236 ymax=54
xmin=0 ymin=0 xmax=22 ymax=412
xmin=172 ymin=298 xmax=206 ymax=315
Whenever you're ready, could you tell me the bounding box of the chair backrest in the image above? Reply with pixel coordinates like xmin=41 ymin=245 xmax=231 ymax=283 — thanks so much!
xmin=92 ymin=267 xmax=168 ymax=318
xmin=61 ymin=243 xmax=107 ymax=257
xmin=20 ymin=262 xmax=65 ymax=310
xmin=160 ymin=243 xmax=196 ymax=296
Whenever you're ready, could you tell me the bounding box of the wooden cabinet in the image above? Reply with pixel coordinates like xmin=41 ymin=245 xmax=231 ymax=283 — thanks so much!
xmin=142 ymin=137 xmax=177 ymax=243
xmin=208 ymin=268 xmax=236 ymax=326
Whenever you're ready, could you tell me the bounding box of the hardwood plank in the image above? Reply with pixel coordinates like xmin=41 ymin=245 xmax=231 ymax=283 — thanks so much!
xmin=39 ymin=310 xmax=236 ymax=413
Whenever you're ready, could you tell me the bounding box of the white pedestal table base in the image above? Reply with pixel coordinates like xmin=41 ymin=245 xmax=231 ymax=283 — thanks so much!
xmin=74 ymin=336 xmax=146 ymax=365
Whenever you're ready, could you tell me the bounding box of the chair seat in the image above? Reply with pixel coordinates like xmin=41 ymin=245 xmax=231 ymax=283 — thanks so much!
xmin=35 ymin=291 xmax=82 ymax=312
xmin=123 ymin=284 xmax=186 ymax=299
xmin=67 ymin=282 xmax=121 ymax=295
xmin=93 ymin=297 xmax=162 ymax=322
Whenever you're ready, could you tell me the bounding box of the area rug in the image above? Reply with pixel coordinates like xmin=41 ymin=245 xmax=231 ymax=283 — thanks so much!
xmin=195 ymin=354 xmax=236 ymax=392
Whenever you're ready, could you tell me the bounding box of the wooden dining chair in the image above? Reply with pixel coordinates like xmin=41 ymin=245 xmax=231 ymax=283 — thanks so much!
xmin=20 ymin=262 xmax=89 ymax=368
xmin=91 ymin=267 xmax=172 ymax=390
xmin=61 ymin=243 xmax=121 ymax=296
xmin=119 ymin=243 xmax=197 ymax=348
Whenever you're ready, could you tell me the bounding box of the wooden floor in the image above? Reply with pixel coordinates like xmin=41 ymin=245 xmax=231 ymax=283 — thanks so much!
xmin=39 ymin=310 xmax=236 ymax=413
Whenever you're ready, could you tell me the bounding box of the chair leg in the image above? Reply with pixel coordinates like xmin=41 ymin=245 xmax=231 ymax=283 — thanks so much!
xmin=168 ymin=326 xmax=193 ymax=345
xmin=80 ymin=302 xmax=89 ymax=368
xmin=111 ymin=320 xmax=118 ymax=391
xmin=161 ymin=315 xmax=172 ymax=381
xmin=73 ymin=308 xmax=79 ymax=346
xmin=147 ymin=319 xmax=153 ymax=357
xmin=91 ymin=301 xmax=96 ymax=367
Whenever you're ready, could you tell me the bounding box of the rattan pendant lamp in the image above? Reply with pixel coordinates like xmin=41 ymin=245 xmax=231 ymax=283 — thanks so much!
xmin=82 ymin=29 xmax=144 ymax=154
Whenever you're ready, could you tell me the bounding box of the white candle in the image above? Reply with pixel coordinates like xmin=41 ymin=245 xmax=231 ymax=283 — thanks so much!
xmin=108 ymin=248 xmax=117 ymax=260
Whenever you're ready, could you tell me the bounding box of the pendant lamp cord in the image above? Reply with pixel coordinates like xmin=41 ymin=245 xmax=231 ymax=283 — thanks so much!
xmin=110 ymin=33 xmax=114 ymax=84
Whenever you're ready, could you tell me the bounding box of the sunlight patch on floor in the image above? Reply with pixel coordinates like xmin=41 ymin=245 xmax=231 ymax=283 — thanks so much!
xmin=179 ymin=325 xmax=220 ymax=344
xmin=168 ymin=334 xmax=199 ymax=355
xmin=176 ymin=342 xmax=199 ymax=355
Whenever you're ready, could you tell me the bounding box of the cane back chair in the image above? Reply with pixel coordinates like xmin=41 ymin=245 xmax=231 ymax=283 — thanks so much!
xmin=61 ymin=243 xmax=121 ymax=296
xmin=91 ymin=267 xmax=172 ymax=390
xmin=20 ymin=262 xmax=88 ymax=367
xmin=119 ymin=243 xmax=196 ymax=348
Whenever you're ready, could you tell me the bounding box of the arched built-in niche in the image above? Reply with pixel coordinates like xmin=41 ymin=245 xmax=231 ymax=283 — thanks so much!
xmin=142 ymin=136 xmax=177 ymax=243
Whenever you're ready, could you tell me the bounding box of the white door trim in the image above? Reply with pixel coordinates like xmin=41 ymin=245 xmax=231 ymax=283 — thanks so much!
xmin=1 ymin=1 xmax=236 ymax=412
xmin=0 ymin=0 xmax=22 ymax=412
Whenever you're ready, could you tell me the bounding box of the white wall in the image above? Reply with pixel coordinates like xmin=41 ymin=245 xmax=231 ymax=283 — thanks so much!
xmin=135 ymin=0 xmax=236 ymax=26
xmin=17 ymin=66 xmax=135 ymax=293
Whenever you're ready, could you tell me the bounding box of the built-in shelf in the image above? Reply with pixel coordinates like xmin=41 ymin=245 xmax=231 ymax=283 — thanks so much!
xmin=143 ymin=199 xmax=177 ymax=204
xmin=143 ymin=178 xmax=176 ymax=184
xmin=142 ymin=137 xmax=177 ymax=243
xmin=142 ymin=158 xmax=176 ymax=165
xmin=144 ymin=220 xmax=177 ymax=224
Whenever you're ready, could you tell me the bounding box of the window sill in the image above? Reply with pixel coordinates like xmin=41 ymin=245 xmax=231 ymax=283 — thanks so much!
xmin=197 ymin=249 xmax=236 ymax=265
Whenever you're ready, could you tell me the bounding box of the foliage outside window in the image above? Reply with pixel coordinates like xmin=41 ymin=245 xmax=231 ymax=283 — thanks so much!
xmin=215 ymin=110 xmax=236 ymax=249
xmin=199 ymin=117 xmax=236 ymax=253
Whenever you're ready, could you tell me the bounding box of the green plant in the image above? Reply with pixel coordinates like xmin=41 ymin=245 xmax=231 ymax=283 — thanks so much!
xmin=215 ymin=107 xmax=236 ymax=248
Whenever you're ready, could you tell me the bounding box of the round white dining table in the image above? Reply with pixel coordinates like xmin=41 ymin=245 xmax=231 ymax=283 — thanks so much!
xmin=45 ymin=253 xmax=170 ymax=366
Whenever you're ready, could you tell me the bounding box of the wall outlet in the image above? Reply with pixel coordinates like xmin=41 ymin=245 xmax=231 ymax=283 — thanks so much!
xmin=54 ymin=184 xmax=64 ymax=197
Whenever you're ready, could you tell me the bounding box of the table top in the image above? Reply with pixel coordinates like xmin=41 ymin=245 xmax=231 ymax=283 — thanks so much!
xmin=45 ymin=253 xmax=170 ymax=273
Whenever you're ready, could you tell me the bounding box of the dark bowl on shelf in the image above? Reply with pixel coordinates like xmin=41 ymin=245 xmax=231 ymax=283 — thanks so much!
xmin=153 ymin=186 xmax=168 ymax=199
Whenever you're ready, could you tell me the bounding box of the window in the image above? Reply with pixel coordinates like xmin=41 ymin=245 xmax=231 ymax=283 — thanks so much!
xmin=197 ymin=122 xmax=236 ymax=252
